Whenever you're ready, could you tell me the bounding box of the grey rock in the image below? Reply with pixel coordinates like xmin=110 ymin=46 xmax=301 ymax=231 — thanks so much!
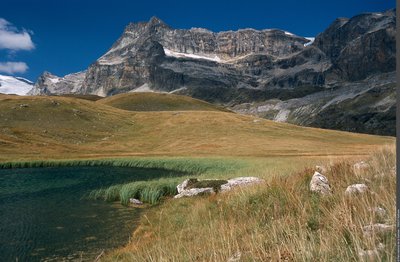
xmin=174 ymin=187 xmax=214 ymax=198
xmin=310 ymin=171 xmax=332 ymax=195
xmin=345 ymin=184 xmax=369 ymax=195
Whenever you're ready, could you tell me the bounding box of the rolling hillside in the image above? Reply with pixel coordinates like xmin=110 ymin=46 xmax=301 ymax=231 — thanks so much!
xmin=0 ymin=93 xmax=393 ymax=162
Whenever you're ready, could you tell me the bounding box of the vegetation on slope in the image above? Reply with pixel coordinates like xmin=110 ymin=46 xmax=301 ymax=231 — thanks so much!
xmin=60 ymin=94 xmax=104 ymax=101
xmin=103 ymin=146 xmax=395 ymax=261
xmin=97 ymin=92 xmax=228 ymax=112
xmin=0 ymin=94 xmax=393 ymax=163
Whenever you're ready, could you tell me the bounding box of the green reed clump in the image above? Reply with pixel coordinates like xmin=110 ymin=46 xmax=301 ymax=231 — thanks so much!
xmin=89 ymin=178 xmax=180 ymax=205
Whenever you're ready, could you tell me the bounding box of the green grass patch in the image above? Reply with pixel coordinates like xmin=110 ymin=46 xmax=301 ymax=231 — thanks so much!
xmin=88 ymin=178 xmax=180 ymax=205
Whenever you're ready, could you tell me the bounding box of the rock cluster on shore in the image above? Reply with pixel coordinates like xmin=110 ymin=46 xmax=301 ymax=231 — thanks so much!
xmin=174 ymin=177 xmax=264 ymax=198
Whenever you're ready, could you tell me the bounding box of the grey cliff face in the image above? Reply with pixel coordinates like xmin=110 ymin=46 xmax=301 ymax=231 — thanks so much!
xmin=80 ymin=16 xmax=310 ymax=98
xmin=30 ymin=10 xmax=396 ymax=135
xmin=314 ymin=9 xmax=396 ymax=82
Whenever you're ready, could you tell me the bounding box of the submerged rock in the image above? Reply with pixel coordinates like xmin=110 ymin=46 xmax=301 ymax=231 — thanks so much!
xmin=129 ymin=198 xmax=143 ymax=205
xmin=309 ymin=171 xmax=332 ymax=195
xmin=345 ymin=184 xmax=368 ymax=195
xmin=174 ymin=187 xmax=214 ymax=198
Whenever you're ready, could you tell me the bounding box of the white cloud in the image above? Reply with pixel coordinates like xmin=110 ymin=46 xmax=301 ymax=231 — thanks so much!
xmin=0 ymin=18 xmax=35 ymax=51
xmin=0 ymin=62 xmax=29 ymax=74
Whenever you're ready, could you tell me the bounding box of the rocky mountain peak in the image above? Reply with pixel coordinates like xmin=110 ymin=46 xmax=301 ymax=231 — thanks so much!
xmin=148 ymin=16 xmax=169 ymax=28
xmin=123 ymin=16 xmax=170 ymax=34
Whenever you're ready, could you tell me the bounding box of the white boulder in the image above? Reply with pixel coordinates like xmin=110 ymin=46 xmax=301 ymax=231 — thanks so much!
xmin=345 ymin=184 xmax=368 ymax=195
xmin=309 ymin=172 xmax=332 ymax=195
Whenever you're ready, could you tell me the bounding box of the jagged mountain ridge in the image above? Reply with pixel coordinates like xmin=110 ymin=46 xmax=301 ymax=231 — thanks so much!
xmin=30 ymin=9 xmax=396 ymax=135
xmin=28 ymin=71 xmax=86 ymax=95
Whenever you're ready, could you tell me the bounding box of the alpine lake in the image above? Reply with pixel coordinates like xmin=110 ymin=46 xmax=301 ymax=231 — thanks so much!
xmin=0 ymin=166 xmax=182 ymax=261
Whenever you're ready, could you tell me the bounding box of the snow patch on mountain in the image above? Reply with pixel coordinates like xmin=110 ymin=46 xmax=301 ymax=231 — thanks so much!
xmin=304 ymin=37 xmax=315 ymax=47
xmin=0 ymin=75 xmax=33 ymax=95
xmin=163 ymin=48 xmax=223 ymax=62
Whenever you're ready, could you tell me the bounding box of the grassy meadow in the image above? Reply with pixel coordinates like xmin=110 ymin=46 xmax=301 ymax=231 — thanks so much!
xmin=104 ymin=146 xmax=396 ymax=261
xmin=0 ymin=92 xmax=395 ymax=261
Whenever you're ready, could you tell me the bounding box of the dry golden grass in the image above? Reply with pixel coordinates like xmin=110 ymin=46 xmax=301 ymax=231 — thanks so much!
xmin=0 ymin=94 xmax=393 ymax=162
xmin=104 ymin=146 xmax=396 ymax=261
xmin=97 ymin=92 xmax=228 ymax=112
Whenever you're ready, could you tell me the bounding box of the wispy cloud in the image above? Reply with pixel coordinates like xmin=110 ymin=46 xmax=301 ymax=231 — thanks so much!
xmin=0 ymin=18 xmax=34 ymax=51
xmin=0 ymin=62 xmax=29 ymax=74
xmin=0 ymin=19 xmax=35 ymax=75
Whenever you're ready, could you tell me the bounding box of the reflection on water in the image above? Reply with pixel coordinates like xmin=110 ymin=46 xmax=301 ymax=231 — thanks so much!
xmin=0 ymin=166 xmax=180 ymax=261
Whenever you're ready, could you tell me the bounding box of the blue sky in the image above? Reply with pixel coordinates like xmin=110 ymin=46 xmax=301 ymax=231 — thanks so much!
xmin=0 ymin=0 xmax=395 ymax=81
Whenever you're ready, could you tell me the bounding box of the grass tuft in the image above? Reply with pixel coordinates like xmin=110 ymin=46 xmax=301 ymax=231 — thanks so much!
xmin=89 ymin=179 xmax=179 ymax=205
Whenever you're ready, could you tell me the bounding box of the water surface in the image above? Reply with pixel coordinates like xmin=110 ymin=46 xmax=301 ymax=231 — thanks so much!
xmin=0 ymin=166 xmax=180 ymax=261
